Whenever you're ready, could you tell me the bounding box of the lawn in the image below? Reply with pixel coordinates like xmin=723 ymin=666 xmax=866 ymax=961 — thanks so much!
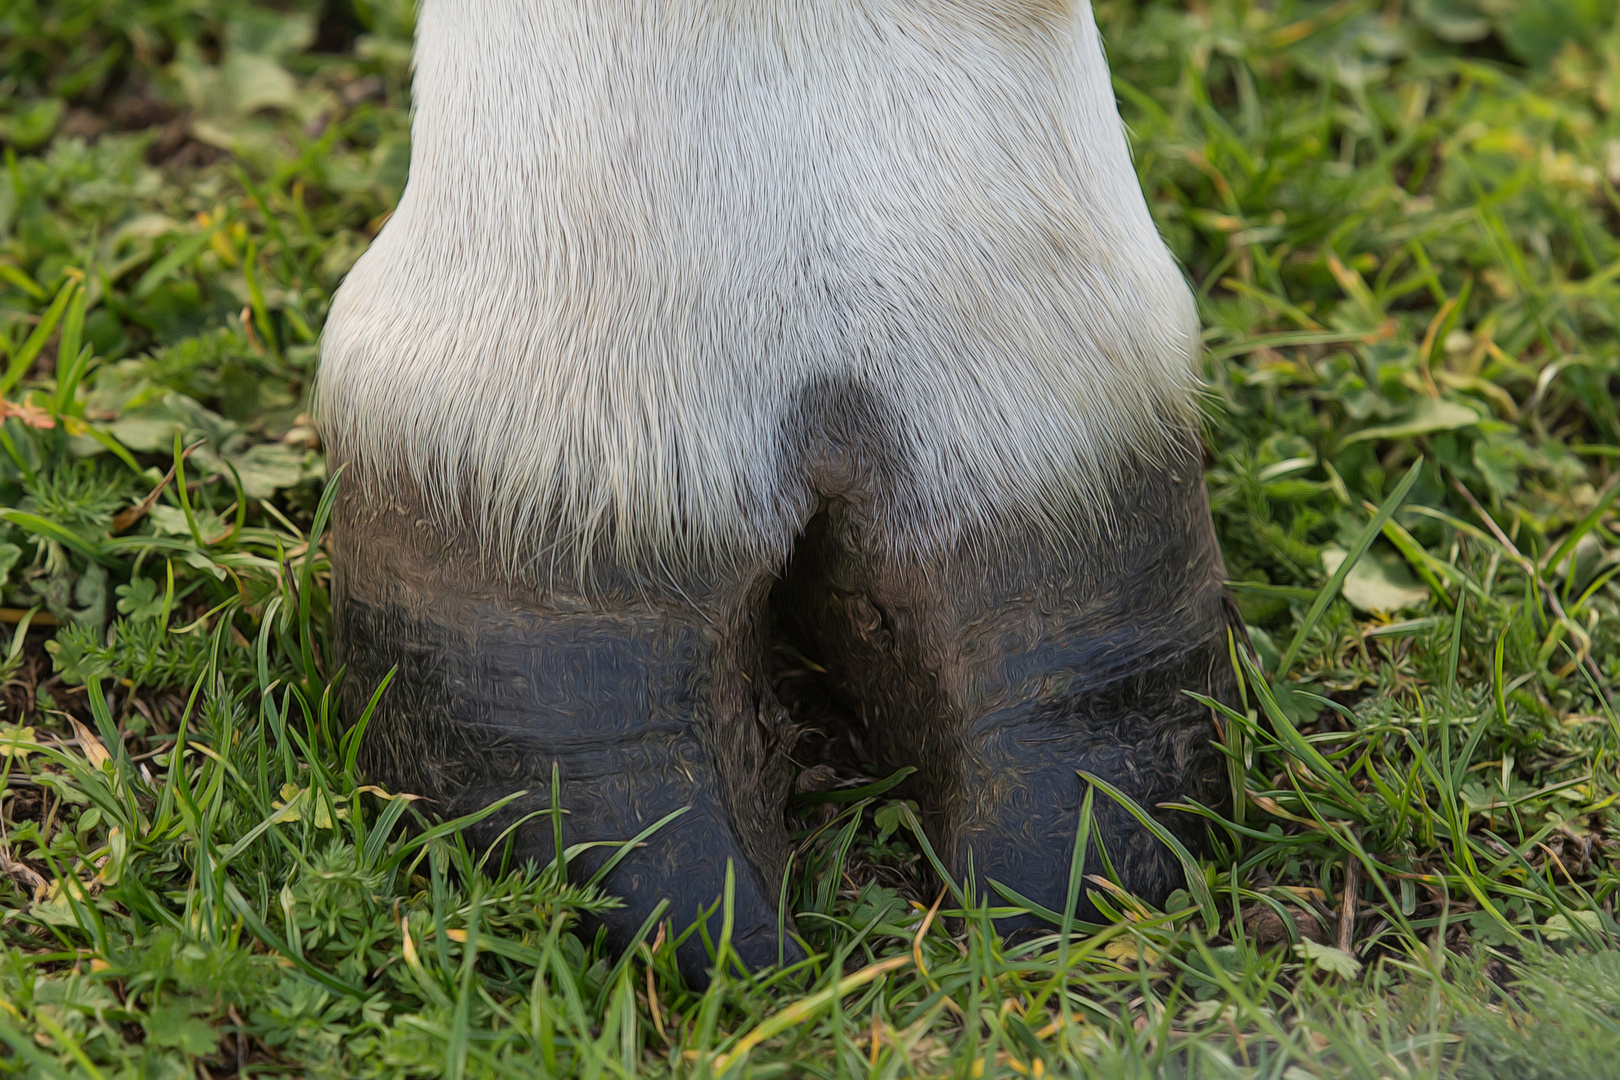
xmin=1 ymin=0 xmax=1618 ymax=1075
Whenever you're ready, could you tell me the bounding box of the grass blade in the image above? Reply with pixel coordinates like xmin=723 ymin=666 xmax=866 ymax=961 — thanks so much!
xmin=1077 ymin=770 xmax=1218 ymax=935
xmin=1276 ymin=459 xmax=1422 ymax=678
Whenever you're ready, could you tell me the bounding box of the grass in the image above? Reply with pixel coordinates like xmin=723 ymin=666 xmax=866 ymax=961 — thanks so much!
xmin=1 ymin=0 xmax=1618 ymax=1074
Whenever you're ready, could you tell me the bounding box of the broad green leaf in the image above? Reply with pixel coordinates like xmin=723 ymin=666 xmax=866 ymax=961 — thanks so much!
xmin=1293 ymin=940 xmax=1363 ymax=979
xmin=143 ymin=1002 xmax=221 ymax=1057
xmin=1342 ymin=400 xmax=1480 ymax=445
xmin=229 ymin=442 xmax=322 ymax=499
xmin=1321 ymin=545 xmax=1430 ymax=612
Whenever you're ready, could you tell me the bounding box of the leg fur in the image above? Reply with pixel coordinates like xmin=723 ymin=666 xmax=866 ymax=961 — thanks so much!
xmin=315 ymin=0 xmax=1201 ymax=581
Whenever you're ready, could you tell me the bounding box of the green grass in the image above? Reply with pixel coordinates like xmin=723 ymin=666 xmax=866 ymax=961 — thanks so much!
xmin=1 ymin=0 xmax=1618 ymax=1075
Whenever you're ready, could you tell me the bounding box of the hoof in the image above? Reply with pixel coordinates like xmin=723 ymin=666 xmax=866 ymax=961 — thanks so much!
xmin=330 ymin=435 xmax=1236 ymax=960
xmin=776 ymin=439 xmax=1238 ymax=930
xmin=331 ymin=494 xmax=801 ymax=987
xmin=953 ymin=658 xmax=1233 ymax=936
xmin=577 ymin=797 xmax=806 ymax=985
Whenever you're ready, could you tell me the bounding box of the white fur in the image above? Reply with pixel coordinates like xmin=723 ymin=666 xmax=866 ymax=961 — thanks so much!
xmin=316 ymin=0 xmax=1200 ymax=576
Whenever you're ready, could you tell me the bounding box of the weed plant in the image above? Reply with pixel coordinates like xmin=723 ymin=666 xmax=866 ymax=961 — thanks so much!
xmin=1 ymin=0 xmax=1619 ymax=1075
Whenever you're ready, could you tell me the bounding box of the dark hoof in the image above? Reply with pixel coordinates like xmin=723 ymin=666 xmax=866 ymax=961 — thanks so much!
xmin=775 ymin=438 xmax=1239 ymax=935
xmin=330 ymin=493 xmax=802 ymax=985
xmin=561 ymin=797 xmax=804 ymax=987
xmin=956 ymin=691 xmax=1226 ymax=935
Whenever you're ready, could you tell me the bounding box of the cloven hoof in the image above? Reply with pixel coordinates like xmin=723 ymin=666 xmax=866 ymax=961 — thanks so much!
xmin=330 ymin=436 xmax=1237 ymax=986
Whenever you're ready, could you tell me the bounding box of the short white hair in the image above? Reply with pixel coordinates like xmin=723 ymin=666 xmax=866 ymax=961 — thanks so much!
xmin=315 ymin=0 xmax=1201 ymax=580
